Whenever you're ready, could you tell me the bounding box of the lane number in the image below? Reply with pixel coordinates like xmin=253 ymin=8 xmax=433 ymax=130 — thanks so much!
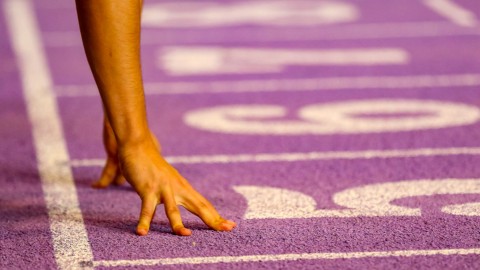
xmin=233 ymin=179 xmax=480 ymax=219
xmin=184 ymin=99 xmax=480 ymax=135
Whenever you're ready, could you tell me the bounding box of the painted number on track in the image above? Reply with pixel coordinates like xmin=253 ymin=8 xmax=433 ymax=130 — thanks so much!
xmin=143 ymin=1 xmax=358 ymax=27
xmin=184 ymin=99 xmax=480 ymax=135
xmin=233 ymin=179 xmax=480 ymax=219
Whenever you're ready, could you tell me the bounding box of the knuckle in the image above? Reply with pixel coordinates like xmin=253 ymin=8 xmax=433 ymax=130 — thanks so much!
xmin=140 ymin=209 xmax=152 ymax=218
xmin=197 ymin=201 xmax=210 ymax=211
xmin=166 ymin=206 xmax=180 ymax=215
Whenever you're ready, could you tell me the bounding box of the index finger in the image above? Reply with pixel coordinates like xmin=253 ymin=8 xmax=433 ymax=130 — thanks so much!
xmin=163 ymin=188 xmax=191 ymax=236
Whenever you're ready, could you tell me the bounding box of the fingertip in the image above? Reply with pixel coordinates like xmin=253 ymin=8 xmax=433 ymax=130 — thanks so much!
xmin=219 ymin=222 xmax=234 ymax=231
xmin=175 ymin=227 xmax=192 ymax=236
xmin=136 ymin=227 xmax=149 ymax=236
xmin=91 ymin=181 xmax=108 ymax=189
xmin=228 ymin=221 xmax=237 ymax=229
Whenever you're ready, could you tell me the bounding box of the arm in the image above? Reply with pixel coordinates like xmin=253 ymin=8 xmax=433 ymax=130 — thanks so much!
xmin=75 ymin=0 xmax=235 ymax=236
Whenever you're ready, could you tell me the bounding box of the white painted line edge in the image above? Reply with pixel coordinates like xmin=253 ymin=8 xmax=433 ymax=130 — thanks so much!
xmin=42 ymin=21 xmax=480 ymax=47
xmin=69 ymin=147 xmax=480 ymax=167
xmin=4 ymin=0 xmax=94 ymax=269
xmin=55 ymin=73 xmax=480 ymax=97
xmin=93 ymin=248 xmax=480 ymax=267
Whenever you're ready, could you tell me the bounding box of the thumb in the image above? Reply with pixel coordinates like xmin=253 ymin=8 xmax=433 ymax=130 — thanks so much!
xmin=136 ymin=194 xmax=158 ymax=236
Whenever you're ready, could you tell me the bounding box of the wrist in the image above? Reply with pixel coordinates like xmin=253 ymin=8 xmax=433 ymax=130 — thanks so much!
xmin=105 ymin=110 xmax=150 ymax=147
xmin=117 ymin=129 xmax=160 ymax=162
xmin=117 ymin=128 xmax=151 ymax=147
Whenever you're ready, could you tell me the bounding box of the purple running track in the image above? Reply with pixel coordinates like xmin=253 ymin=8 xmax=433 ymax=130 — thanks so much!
xmin=2 ymin=0 xmax=480 ymax=269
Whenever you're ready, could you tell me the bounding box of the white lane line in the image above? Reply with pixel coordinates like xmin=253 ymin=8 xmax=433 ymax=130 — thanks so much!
xmin=160 ymin=47 xmax=408 ymax=76
xmin=94 ymin=248 xmax=480 ymax=267
xmin=4 ymin=0 xmax=94 ymax=269
xmin=42 ymin=21 xmax=480 ymax=47
xmin=423 ymin=0 xmax=477 ymax=27
xmin=70 ymin=147 xmax=480 ymax=167
xmin=55 ymin=73 xmax=480 ymax=97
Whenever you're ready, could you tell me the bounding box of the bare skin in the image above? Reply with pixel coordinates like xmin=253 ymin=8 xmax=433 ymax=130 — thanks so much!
xmin=75 ymin=0 xmax=235 ymax=236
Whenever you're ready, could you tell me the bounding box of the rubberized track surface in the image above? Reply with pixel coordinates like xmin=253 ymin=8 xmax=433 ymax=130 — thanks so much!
xmin=2 ymin=0 xmax=480 ymax=269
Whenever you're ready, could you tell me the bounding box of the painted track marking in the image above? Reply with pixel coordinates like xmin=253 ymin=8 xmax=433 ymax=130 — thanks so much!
xmin=183 ymin=100 xmax=480 ymax=135
xmin=160 ymin=47 xmax=408 ymax=76
xmin=423 ymin=0 xmax=477 ymax=27
xmin=43 ymin=21 xmax=480 ymax=47
xmin=70 ymin=147 xmax=480 ymax=166
xmin=8 ymin=0 xmax=480 ymax=268
xmin=4 ymin=0 xmax=94 ymax=269
xmin=55 ymin=73 xmax=480 ymax=96
xmin=93 ymin=248 xmax=480 ymax=267
xmin=235 ymin=179 xmax=480 ymax=219
xmin=141 ymin=1 xmax=359 ymax=28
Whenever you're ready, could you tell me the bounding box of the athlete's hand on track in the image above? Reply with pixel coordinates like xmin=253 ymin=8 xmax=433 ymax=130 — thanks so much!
xmin=93 ymin=119 xmax=236 ymax=236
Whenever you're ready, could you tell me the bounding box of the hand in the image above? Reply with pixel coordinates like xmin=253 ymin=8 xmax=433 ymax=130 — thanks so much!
xmin=118 ymin=132 xmax=236 ymax=236
xmin=93 ymin=118 xmax=236 ymax=236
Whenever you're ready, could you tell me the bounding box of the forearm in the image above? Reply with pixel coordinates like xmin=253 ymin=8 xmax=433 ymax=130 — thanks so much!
xmin=75 ymin=0 xmax=148 ymax=145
